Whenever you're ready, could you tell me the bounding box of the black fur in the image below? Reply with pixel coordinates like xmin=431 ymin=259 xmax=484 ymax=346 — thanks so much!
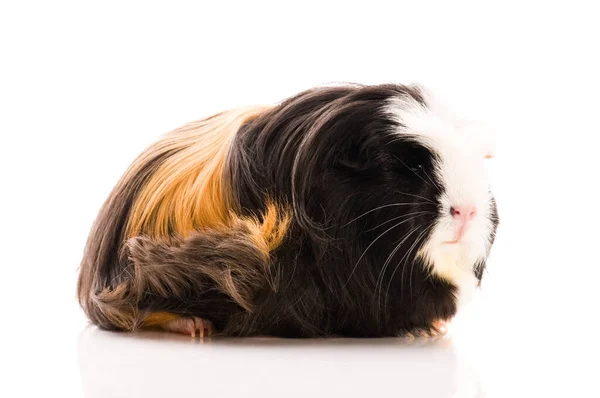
xmin=216 ymin=84 xmax=496 ymax=336
xmin=80 ymin=83 xmax=499 ymax=337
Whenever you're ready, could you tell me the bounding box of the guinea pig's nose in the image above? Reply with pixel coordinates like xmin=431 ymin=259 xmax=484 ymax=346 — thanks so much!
xmin=450 ymin=205 xmax=476 ymax=220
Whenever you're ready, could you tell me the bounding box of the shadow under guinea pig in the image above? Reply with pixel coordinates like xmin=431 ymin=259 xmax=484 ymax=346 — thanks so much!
xmin=77 ymin=326 xmax=485 ymax=398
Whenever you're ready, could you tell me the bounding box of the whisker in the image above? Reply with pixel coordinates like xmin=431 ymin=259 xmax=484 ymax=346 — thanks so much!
xmin=388 ymin=226 xmax=430 ymax=308
xmin=340 ymin=202 xmax=432 ymax=227
xmin=375 ymin=224 xmax=421 ymax=289
xmin=342 ymin=217 xmax=415 ymax=289
xmin=406 ymin=228 xmax=431 ymax=299
xmin=392 ymin=191 xmax=435 ymax=204
xmin=373 ymin=225 xmax=421 ymax=309
xmin=421 ymin=166 xmax=438 ymax=188
xmin=365 ymin=211 xmax=435 ymax=232
xmin=381 ymin=227 xmax=427 ymax=311
xmin=394 ymin=156 xmax=432 ymax=188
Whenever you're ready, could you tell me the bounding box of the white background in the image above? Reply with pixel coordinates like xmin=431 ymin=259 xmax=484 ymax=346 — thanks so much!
xmin=1 ymin=1 xmax=599 ymax=397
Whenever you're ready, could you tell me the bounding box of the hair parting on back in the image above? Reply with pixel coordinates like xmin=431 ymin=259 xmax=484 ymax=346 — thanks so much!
xmin=77 ymin=105 xmax=292 ymax=331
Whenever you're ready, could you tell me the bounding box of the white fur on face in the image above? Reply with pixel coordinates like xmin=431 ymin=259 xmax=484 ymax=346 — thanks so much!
xmin=386 ymin=88 xmax=496 ymax=306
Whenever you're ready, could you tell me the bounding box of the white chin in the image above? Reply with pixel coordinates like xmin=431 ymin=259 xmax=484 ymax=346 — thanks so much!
xmin=418 ymin=235 xmax=487 ymax=307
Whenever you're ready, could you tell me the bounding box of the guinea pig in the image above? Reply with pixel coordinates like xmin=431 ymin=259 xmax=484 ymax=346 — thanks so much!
xmin=77 ymin=83 xmax=499 ymax=338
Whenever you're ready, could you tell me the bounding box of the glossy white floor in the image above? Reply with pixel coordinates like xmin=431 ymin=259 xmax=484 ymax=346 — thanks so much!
xmin=2 ymin=2 xmax=599 ymax=397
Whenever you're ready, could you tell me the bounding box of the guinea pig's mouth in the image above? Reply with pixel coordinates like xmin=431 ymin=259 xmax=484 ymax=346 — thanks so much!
xmin=443 ymin=239 xmax=461 ymax=245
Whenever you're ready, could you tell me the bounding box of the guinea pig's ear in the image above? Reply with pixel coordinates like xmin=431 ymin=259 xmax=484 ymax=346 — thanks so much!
xmin=479 ymin=123 xmax=497 ymax=159
xmin=456 ymin=118 xmax=497 ymax=159
xmin=480 ymin=127 xmax=496 ymax=159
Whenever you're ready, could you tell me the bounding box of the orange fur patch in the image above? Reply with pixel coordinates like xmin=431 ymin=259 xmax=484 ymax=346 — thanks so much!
xmin=125 ymin=106 xmax=271 ymax=239
xmin=244 ymin=202 xmax=292 ymax=258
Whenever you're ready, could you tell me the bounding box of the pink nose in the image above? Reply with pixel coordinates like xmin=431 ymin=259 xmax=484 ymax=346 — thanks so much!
xmin=450 ymin=205 xmax=476 ymax=220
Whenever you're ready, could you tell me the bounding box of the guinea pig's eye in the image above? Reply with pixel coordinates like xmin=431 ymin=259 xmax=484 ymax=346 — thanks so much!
xmin=409 ymin=164 xmax=424 ymax=173
xmin=395 ymin=155 xmax=424 ymax=175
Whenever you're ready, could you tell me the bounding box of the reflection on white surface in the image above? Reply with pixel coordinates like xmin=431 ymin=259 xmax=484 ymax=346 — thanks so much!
xmin=78 ymin=327 xmax=482 ymax=398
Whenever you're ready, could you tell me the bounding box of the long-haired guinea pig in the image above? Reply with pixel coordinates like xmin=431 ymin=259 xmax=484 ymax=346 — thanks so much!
xmin=78 ymin=83 xmax=498 ymax=338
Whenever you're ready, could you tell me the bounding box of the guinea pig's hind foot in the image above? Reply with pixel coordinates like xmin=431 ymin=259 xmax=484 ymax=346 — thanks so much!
xmin=162 ymin=316 xmax=214 ymax=338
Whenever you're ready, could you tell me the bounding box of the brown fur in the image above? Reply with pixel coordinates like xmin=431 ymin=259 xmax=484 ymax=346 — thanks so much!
xmin=77 ymin=106 xmax=291 ymax=332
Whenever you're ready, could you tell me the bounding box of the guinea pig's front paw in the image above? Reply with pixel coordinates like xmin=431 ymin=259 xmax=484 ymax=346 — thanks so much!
xmin=162 ymin=316 xmax=214 ymax=338
xmin=402 ymin=319 xmax=449 ymax=339
xmin=431 ymin=319 xmax=449 ymax=336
